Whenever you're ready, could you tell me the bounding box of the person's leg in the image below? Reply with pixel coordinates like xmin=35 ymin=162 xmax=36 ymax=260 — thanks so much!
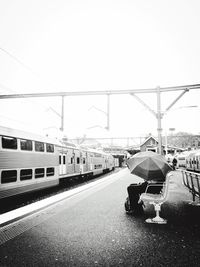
xmin=127 ymin=183 xmax=146 ymax=212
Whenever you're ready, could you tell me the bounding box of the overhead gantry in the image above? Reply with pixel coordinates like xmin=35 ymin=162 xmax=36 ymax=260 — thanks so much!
xmin=0 ymin=83 xmax=200 ymax=154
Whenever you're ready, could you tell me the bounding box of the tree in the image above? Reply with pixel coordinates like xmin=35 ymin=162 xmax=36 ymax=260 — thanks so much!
xmin=164 ymin=132 xmax=200 ymax=149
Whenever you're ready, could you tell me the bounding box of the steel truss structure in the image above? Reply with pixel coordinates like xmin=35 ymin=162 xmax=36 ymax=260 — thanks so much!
xmin=1 ymin=83 xmax=200 ymax=154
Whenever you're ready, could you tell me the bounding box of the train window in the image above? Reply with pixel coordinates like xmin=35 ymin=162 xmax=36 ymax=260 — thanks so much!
xmin=35 ymin=168 xmax=45 ymax=178
xmin=2 ymin=136 xmax=17 ymax=149
xmin=77 ymin=157 xmax=80 ymax=164
xmin=20 ymin=139 xmax=32 ymax=151
xmin=20 ymin=169 xmax=32 ymax=180
xmin=1 ymin=170 xmax=17 ymax=183
xmin=35 ymin=141 xmax=44 ymax=152
xmin=47 ymin=167 xmax=55 ymax=176
xmin=46 ymin=143 xmax=54 ymax=153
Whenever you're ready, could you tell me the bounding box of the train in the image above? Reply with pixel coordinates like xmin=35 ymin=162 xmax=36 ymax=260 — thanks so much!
xmin=185 ymin=149 xmax=200 ymax=172
xmin=167 ymin=150 xmax=200 ymax=172
xmin=0 ymin=126 xmax=115 ymax=199
xmin=175 ymin=152 xmax=190 ymax=168
xmin=165 ymin=152 xmax=188 ymax=169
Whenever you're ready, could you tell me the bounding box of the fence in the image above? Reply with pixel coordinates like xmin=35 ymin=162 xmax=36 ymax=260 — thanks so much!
xmin=181 ymin=170 xmax=200 ymax=205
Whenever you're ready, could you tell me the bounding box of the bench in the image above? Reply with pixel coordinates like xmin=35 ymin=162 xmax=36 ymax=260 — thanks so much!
xmin=139 ymin=173 xmax=172 ymax=224
xmin=182 ymin=170 xmax=200 ymax=205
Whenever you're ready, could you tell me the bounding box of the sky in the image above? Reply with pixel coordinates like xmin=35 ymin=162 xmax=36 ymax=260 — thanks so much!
xmin=0 ymin=0 xmax=200 ymax=144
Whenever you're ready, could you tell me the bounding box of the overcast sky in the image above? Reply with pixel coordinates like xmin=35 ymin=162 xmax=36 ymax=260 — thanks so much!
xmin=0 ymin=0 xmax=200 ymax=140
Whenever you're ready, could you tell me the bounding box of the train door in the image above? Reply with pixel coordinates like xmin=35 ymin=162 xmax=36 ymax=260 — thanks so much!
xmin=81 ymin=151 xmax=87 ymax=174
xmin=105 ymin=156 xmax=108 ymax=170
xmin=59 ymin=153 xmax=67 ymax=175
xmin=74 ymin=149 xmax=81 ymax=174
xmin=88 ymin=153 xmax=93 ymax=171
xmin=85 ymin=152 xmax=89 ymax=172
xmin=66 ymin=149 xmax=74 ymax=174
xmin=63 ymin=154 xmax=67 ymax=175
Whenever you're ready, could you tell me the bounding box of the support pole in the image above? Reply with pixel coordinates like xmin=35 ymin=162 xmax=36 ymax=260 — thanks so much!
xmin=157 ymin=87 xmax=163 ymax=155
xmin=60 ymin=96 xmax=64 ymax=131
xmin=106 ymin=94 xmax=110 ymax=130
xmin=165 ymin=131 xmax=168 ymax=155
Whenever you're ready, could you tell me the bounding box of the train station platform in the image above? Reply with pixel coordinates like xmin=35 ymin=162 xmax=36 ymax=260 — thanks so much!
xmin=0 ymin=168 xmax=200 ymax=266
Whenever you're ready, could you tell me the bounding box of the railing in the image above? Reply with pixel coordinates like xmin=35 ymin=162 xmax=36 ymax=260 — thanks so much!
xmin=181 ymin=170 xmax=200 ymax=205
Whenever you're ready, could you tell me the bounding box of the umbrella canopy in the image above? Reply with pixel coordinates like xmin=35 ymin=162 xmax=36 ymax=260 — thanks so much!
xmin=127 ymin=151 xmax=172 ymax=182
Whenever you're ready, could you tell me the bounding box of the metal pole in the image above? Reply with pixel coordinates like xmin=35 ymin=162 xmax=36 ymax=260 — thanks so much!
xmin=60 ymin=96 xmax=64 ymax=131
xmin=165 ymin=131 xmax=168 ymax=155
xmin=106 ymin=94 xmax=110 ymax=130
xmin=157 ymin=86 xmax=163 ymax=154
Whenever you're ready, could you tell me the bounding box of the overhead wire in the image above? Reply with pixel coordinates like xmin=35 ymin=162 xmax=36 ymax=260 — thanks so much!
xmin=0 ymin=46 xmax=42 ymax=78
xmin=0 ymin=45 xmax=61 ymax=126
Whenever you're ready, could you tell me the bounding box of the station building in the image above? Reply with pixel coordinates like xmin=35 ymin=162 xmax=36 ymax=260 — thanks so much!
xmin=139 ymin=136 xmax=184 ymax=155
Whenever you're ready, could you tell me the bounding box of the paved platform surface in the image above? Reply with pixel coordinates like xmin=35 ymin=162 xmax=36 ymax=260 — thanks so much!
xmin=0 ymin=168 xmax=200 ymax=267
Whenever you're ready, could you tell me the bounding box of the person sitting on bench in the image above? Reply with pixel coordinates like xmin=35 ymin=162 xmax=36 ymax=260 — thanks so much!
xmin=125 ymin=180 xmax=163 ymax=214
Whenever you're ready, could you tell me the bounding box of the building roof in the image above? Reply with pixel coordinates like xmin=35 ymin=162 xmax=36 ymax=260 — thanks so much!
xmin=140 ymin=136 xmax=158 ymax=147
xmin=140 ymin=135 xmax=184 ymax=151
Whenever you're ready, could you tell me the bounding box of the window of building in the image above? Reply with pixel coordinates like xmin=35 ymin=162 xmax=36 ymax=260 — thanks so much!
xmin=46 ymin=143 xmax=54 ymax=153
xmin=77 ymin=157 xmax=80 ymax=164
xmin=1 ymin=170 xmax=17 ymax=183
xmin=63 ymin=155 xmax=66 ymax=164
xmin=2 ymin=136 xmax=17 ymax=149
xmin=20 ymin=139 xmax=32 ymax=151
xmin=35 ymin=168 xmax=45 ymax=178
xmin=83 ymin=157 xmax=86 ymax=164
xmin=47 ymin=167 xmax=55 ymax=176
xmin=35 ymin=141 xmax=44 ymax=152
xmin=59 ymin=155 xmax=61 ymax=164
xmin=20 ymin=169 xmax=32 ymax=180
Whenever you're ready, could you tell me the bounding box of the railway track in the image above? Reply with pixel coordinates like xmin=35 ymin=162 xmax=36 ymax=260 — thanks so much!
xmin=0 ymin=168 xmax=120 ymax=215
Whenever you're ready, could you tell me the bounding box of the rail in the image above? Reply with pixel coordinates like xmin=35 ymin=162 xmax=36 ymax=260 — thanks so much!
xmin=181 ymin=170 xmax=200 ymax=205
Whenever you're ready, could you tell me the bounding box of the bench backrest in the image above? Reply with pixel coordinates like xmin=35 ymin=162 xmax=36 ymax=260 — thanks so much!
xmin=142 ymin=172 xmax=172 ymax=203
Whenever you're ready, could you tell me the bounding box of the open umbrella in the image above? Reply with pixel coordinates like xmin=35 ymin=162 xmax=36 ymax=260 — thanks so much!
xmin=126 ymin=151 xmax=172 ymax=182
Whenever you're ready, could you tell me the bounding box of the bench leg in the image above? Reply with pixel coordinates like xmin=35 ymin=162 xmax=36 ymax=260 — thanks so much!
xmin=145 ymin=203 xmax=167 ymax=224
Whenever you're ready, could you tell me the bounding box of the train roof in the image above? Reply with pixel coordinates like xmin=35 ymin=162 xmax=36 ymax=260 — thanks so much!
xmin=194 ymin=150 xmax=200 ymax=156
xmin=186 ymin=150 xmax=200 ymax=157
xmin=81 ymin=147 xmax=113 ymax=156
xmin=175 ymin=151 xmax=190 ymax=157
xmin=0 ymin=125 xmax=62 ymax=145
xmin=0 ymin=126 xmax=114 ymax=154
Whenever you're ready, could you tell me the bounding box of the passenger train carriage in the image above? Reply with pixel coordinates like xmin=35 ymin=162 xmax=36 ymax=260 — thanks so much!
xmin=185 ymin=150 xmax=200 ymax=172
xmin=0 ymin=126 xmax=115 ymax=199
